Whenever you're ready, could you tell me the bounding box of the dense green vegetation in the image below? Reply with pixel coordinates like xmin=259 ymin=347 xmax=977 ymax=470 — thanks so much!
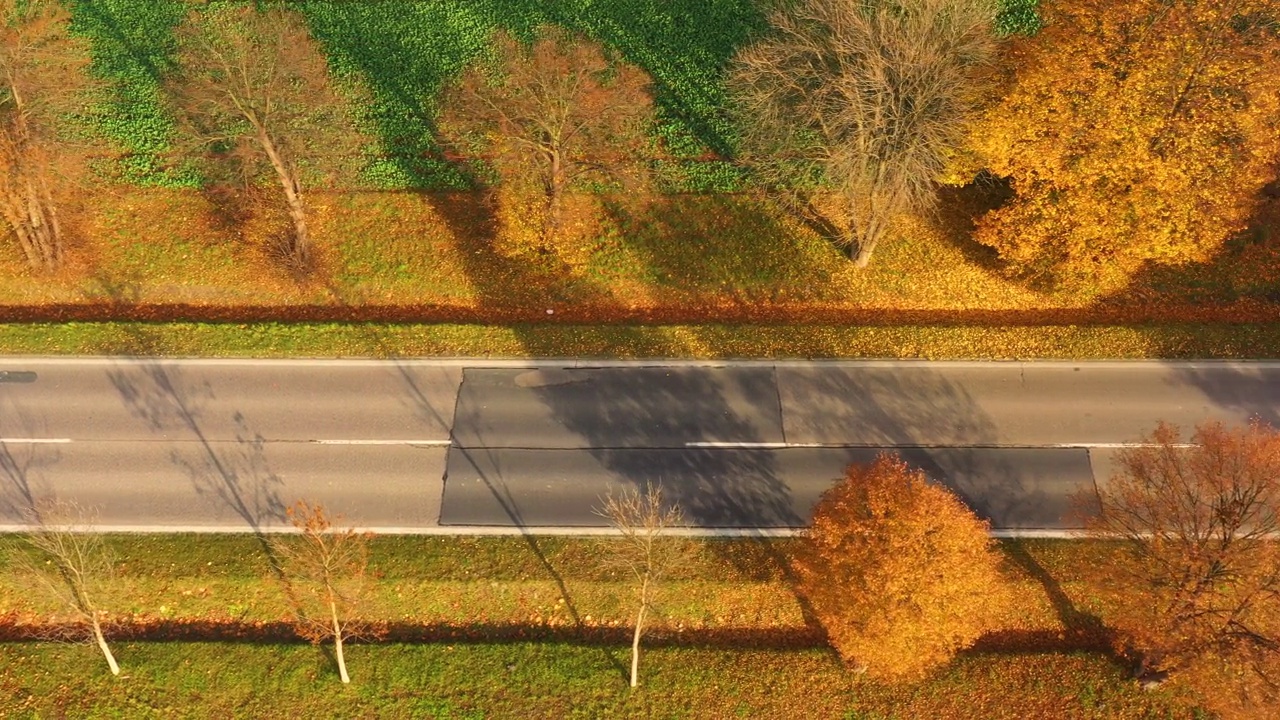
xmin=64 ymin=0 xmax=1042 ymax=190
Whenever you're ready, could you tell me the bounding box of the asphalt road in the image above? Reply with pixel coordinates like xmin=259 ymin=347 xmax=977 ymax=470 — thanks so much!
xmin=1 ymin=358 xmax=1277 ymax=533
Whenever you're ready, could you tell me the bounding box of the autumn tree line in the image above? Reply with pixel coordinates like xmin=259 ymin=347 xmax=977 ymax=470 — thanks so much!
xmin=12 ymin=419 xmax=1280 ymax=718
xmin=3 ymin=0 xmax=1278 ymax=288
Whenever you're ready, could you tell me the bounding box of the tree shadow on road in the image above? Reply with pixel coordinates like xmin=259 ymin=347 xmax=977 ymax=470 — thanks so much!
xmin=0 ymin=407 xmax=60 ymax=524
xmin=1167 ymin=363 xmax=1280 ymax=427
xmin=107 ymin=361 xmax=286 ymax=575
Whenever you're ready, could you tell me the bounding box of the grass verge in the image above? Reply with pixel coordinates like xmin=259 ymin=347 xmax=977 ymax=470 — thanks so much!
xmin=2 ymin=321 xmax=1279 ymax=359
xmin=0 ymin=536 xmax=1200 ymax=719
xmin=0 ymin=642 xmax=1198 ymax=719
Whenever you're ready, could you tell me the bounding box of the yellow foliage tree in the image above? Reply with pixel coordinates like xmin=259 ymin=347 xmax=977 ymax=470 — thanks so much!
xmin=793 ymin=453 xmax=1007 ymax=681
xmin=969 ymin=0 xmax=1280 ymax=289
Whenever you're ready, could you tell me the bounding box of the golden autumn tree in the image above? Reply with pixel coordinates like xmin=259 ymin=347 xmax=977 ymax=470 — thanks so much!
xmin=793 ymin=453 xmax=1007 ymax=681
xmin=0 ymin=0 xmax=102 ymax=273
xmin=970 ymin=0 xmax=1280 ymax=289
xmin=439 ymin=26 xmax=655 ymax=260
xmin=1083 ymin=421 xmax=1280 ymax=716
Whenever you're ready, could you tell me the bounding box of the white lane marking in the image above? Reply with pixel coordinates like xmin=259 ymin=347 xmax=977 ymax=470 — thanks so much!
xmin=311 ymin=439 xmax=451 ymax=446
xmin=687 ymin=441 xmax=1199 ymax=449
xmin=0 ymin=437 xmax=71 ymax=444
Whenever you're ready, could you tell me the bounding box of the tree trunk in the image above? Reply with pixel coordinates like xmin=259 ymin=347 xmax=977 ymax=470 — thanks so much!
xmin=26 ymin=177 xmax=62 ymax=271
xmin=854 ymin=225 xmax=881 ymax=268
xmin=256 ymin=127 xmax=311 ymax=266
xmin=630 ymin=578 xmax=649 ymax=689
xmin=853 ymin=197 xmax=889 ymax=268
xmin=330 ymin=598 xmax=349 ymax=684
xmin=544 ymin=150 xmax=565 ymax=246
xmin=91 ymin=614 xmax=120 ymax=676
xmin=2 ymin=175 xmax=62 ymax=273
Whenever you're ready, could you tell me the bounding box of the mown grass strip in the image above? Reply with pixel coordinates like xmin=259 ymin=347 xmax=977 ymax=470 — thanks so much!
xmin=0 ymin=642 xmax=1197 ymax=720
xmin=1 ymin=322 xmax=1278 ymax=359
xmin=0 ymin=536 xmax=1201 ymax=717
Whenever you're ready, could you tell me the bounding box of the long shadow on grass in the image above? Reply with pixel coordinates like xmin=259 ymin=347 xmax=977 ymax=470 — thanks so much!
xmin=1000 ymin=541 xmax=1110 ymax=649
xmin=599 ymin=193 xmax=840 ymax=305
xmin=107 ymin=361 xmax=286 ymax=575
xmin=0 ymin=617 xmax=1119 ymax=657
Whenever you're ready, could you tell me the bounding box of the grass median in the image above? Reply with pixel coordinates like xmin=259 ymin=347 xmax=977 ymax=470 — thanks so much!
xmin=2 ymin=321 xmax=1279 ymax=359
xmin=0 ymin=535 xmax=1203 ymax=718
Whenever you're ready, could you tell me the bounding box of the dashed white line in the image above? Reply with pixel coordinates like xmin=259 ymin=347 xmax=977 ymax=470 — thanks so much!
xmin=0 ymin=437 xmax=71 ymax=444
xmin=310 ymin=439 xmax=451 ymax=446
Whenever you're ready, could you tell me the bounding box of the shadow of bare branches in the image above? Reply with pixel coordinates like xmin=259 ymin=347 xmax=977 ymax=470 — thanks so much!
xmin=0 ymin=406 xmax=61 ymax=524
xmin=107 ymin=361 xmax=286 ymax=573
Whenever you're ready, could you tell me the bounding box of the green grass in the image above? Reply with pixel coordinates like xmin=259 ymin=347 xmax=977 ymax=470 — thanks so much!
xmin=0 ymin=642 xmax=1196 ymax=720
xmin=65 ymin=0 xmax=1043 ymax=190
xmin=0 ymin=536 xmax=1204 ymax=718
xmin=1 ymin=321 xmax=1278 ymax=359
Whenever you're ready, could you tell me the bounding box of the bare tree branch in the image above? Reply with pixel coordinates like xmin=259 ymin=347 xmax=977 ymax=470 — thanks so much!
xmin=596 ymin=483 xmax=697 ymax=689
xmin=15 ymin=498 xmax=120 ymax=676
xmin=269 ymin=500 xmax=378 ymax=685
xmin=729 ymin=0 xmax=997 ymax=266
xmin=167 ymin=3 xmax=370 ymax=275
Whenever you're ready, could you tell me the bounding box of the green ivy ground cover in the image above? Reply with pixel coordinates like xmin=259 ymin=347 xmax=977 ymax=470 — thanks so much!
xmin=65 ymin=0 xmax=1042 ymax=191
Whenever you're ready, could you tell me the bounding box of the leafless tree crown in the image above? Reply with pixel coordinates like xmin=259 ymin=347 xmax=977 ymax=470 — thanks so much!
xmin=168 ymin=3 xmax=370 ymax=271
xmin=729 ymin=0 xmax=997 ymax=266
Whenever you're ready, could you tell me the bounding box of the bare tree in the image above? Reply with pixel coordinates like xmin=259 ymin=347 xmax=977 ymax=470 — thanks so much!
xmin=269 ymin=501 xmax=374 ymax=685
xmin=0 ymin=0 xmax=102 ymax=272
xmin=15 ymin=499 xmax=120 ymax=676
xmin=729 ymin=0 xmax=998 ymax=266
xmin=168 ymin=2 xmax=367 ymax=272
xmin=596 ymin=484 xmax=698 ymax=689
xmin=440 ymin=26 xmax=655 ymax=252
xmin=1082 ymin=420 xmax=1280 ymax=704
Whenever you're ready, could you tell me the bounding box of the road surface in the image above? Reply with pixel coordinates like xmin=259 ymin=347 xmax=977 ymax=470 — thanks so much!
xmin=1 ymin=358 xmax=1277 ymax=534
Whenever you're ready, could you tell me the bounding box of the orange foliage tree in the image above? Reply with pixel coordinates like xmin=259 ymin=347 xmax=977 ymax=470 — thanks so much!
xmin=970 ymin=0 xmax=1280 ymax=289
xmin=0 ymin=0 xmax=102 ymax=273
xmin=1083 ymin=420 xmax=1280 ymax=715
xmin=439 ymin=26 xmax=654 ymax=259
xmin=793 ymin=453 xmax=1007 ymax=680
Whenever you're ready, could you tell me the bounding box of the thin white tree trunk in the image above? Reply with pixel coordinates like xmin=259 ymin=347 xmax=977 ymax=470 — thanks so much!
xmin=256 ymin=127 xmax=311 ymax=265
xmin=630 ymin=578 xmax=649 ymax=689
xmin=330 ymin=598 xmax=349 ymax=684
xmin=91 ymin=614 xmax=120 ymax=676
